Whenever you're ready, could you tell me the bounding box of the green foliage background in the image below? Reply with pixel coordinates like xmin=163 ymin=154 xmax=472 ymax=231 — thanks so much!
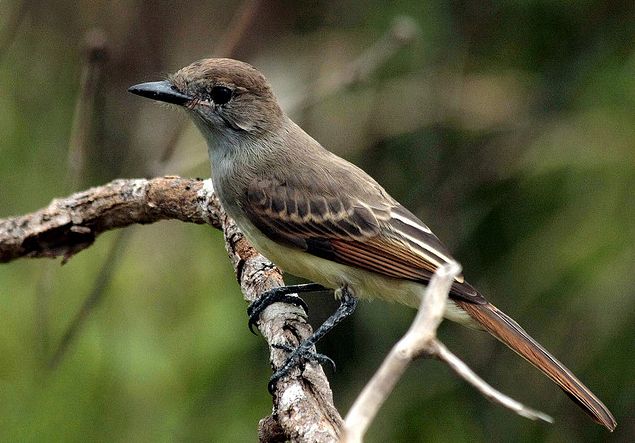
xmin=0 ymin=1 xmax=633 ymax=441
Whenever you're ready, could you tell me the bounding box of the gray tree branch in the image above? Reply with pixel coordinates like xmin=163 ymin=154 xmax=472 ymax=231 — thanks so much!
xmin=0 ymin=176 xmax=341 ymax=442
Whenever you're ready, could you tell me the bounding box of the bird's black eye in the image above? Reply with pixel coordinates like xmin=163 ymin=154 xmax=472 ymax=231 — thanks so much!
xmin=210 ymin=86 xmax=233 ymax=105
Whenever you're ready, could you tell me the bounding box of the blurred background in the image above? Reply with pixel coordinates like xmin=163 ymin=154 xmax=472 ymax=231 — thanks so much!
xmin=0 ymin=1 xmax=633 ymax=441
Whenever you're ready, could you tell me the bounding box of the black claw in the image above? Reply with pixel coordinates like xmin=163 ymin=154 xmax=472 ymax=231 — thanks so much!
xmin=314 ymin=353 xmax=336 ymax=373
xmin=268 ymin=374 xmax=282 ymax=394
xmin=248 ymin=294 xmax=308 ymax=334
xmin=247 ymin=284 xmax=324 ymax=334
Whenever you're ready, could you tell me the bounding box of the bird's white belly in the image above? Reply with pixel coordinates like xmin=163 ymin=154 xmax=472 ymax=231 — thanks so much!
xmin=230 ymin=211 xmax=474 ymax=325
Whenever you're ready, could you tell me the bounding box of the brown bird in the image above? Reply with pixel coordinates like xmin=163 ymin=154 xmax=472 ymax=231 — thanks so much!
xmin=129 ymin=58 xmax=616 ymax=431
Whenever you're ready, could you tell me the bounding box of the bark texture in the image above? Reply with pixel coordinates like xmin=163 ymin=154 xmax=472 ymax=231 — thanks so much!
xmin=0 ymin=176 xmax=342 ymax=442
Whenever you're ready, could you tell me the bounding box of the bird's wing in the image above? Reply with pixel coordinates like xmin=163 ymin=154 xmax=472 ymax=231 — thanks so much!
xmin=243 ymin=177 xmax=484 ymax=303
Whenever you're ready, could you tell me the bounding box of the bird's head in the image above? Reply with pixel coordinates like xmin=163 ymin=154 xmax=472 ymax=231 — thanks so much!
xmin=129 ymin=58 xmax=284 ymax=137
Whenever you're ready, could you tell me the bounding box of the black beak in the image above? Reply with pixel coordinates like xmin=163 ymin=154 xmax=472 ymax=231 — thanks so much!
xmin=128 ymin=80 xmax=192 ymax=106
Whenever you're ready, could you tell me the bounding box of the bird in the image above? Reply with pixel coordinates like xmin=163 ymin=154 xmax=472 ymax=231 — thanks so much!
xmin=128 ymin=58 xmax=616 ymax=431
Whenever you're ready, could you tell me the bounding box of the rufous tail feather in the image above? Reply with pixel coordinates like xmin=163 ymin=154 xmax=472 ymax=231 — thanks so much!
xmin=456 ymin=300 xmax=616 ymax=431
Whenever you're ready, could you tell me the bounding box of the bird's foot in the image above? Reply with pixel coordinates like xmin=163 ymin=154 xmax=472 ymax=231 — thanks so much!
xmin=268 ymin=342 xmax=336 ymax=394
xmin=267 ymin=287 xmax=357 ymax=393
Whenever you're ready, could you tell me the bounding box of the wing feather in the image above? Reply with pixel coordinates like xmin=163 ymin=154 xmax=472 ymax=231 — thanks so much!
xmin=244 ymin=178 xmax=484 ymax=303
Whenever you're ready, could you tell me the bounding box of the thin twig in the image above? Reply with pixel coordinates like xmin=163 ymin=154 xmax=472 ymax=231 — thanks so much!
xmin=211 ymin=0 xmax=262 ymax=59
xmin=430 ymin=339 xmax=553 ymax=423
xmin=34 ymin=264 xmax=54 ymax=364
xmin=0 ymin=0 xmax=29 ymax=62
xmin=342 ymin=262 xmax=459 ymax=442
xmin=292 ymin=15 xmax=419 ymax=115
xmin=342 ymin=261 xmax=552 ymax=442
xmin=48 ymin=230 xmax=129 ymax=370
xmin=67 ymin=29 xmax=108 ymax=189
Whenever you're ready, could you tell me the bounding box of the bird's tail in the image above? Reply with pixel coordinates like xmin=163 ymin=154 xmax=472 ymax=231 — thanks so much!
xmin=455 ymin=300 xmax=616 ymax=431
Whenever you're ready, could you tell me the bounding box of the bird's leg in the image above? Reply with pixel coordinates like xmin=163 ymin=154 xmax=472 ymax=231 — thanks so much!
xmin=268 ymin=286 xmax=358 ymax=393
xmin=247 ymin=283 xmax=326 ymax=334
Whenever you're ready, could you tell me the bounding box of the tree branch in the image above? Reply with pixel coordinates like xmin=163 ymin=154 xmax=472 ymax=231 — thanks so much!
xmin=0 ymin=177 xmax=216 ymax=263
xmin=0 ymin=176 xmax=341 ymax=441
